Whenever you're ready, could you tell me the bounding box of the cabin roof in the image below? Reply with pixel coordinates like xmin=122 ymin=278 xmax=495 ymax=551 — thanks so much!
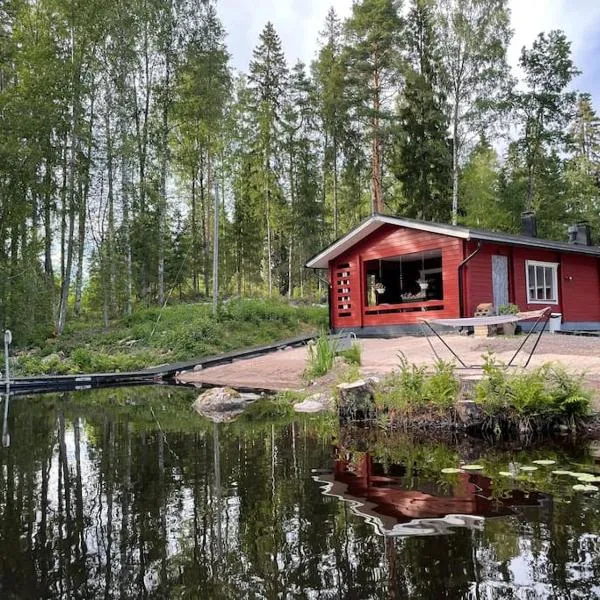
xmin=305 ymin=214 xmax=600 ymax=269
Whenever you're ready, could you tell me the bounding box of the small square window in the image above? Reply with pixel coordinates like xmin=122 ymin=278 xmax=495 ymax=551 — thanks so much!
xmin=525 ymin=261 xmax=558 ymax=304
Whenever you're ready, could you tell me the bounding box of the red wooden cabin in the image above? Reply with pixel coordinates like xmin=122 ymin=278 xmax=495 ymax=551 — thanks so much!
xmin=306 ymin=213 xmax=600 ymax=335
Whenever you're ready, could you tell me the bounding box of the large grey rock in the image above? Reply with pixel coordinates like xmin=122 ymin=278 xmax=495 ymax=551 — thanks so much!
xmin=337 ymin=379 xmax=376 ymax=424
xmin=193 ymin=387 xmax=252 ymax=423
xmin=294 ymin=393 xmax=334 ymax=414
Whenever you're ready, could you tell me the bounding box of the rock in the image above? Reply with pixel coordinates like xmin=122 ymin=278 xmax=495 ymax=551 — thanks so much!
xmin=337 ymin=379 xmax=376 ymax=424
xmin=41 ymin=353 xmax=62 ymax=364
xmin=294 ymin=393 xmax=334 ymax=414
xmin=193 ymin=387 xmax=253 ymax=423
xmin=455 ymin=400 xmax=484 ymax=427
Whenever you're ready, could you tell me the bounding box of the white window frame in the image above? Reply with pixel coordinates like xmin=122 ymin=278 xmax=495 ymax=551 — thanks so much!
xmin=525 ymin=260 xmax=559 ymax=305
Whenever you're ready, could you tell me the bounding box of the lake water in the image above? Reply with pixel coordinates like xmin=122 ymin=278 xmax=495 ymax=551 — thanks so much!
xmin=0 ymin=386 xmax=599 ymax=599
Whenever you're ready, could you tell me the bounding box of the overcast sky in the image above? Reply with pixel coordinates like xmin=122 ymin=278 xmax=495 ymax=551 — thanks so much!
xmin=216 ymin=0 xmax=600 ymax=107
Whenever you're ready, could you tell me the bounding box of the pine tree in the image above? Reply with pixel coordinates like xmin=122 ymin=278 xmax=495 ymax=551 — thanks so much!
xmin=393 ymin=0 xmax=451 ymax=222
xmin=344 ymin=0 xmax=403 ymax=214
xmin=312 ymin=7 xmax=349 ymax=238
xmin=248 ymin=22 xmax=288 ymax=294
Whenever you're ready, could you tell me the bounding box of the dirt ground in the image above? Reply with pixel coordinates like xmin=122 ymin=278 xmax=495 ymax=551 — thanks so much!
xmin=178 ymin=333 xmax=600 ymax=409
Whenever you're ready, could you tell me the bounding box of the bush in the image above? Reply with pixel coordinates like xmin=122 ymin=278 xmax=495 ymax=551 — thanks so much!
xmin=475 ymin=356 xmax=592 ymax=422
xmin=375 ymin=354 xmax=458 ymax=411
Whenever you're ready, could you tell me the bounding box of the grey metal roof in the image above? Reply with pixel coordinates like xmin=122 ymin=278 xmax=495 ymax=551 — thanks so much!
xmin=305 ymin=214 xmax=600 ymax=269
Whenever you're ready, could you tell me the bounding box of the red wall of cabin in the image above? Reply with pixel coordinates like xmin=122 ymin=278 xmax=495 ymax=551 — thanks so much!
xmin=464 ymin=241 xmax=600 ymax=324
xmin=330 ymin=225 xmax=464 ymax=329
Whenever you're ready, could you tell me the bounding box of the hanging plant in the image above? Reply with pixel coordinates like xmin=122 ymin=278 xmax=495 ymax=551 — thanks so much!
xmin=374 ymin=282 xmax=386 ymax=294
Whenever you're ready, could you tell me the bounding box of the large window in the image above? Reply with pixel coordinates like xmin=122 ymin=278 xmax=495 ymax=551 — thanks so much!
xmin=364 ymin=250 xmax=443 ymax=306
xmin=526 ymin=260 xmax=558 ymax=304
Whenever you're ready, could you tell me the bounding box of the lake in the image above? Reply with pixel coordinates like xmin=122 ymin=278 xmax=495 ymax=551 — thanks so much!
xmin=0 ymin=386 xmax=599 ymax=599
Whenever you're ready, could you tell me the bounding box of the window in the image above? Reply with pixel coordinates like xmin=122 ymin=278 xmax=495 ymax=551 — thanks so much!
xmin=364 ymin=250 xmax=443 ymax=306
xmin=526 ymin=260 xmax=558 ymax=304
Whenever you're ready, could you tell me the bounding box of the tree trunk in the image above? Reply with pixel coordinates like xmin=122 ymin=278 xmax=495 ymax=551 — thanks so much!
xmin=371 ymin=61 xmax=383 ymax=214
xmin=451 ymin=98 xmax=460 ymax=226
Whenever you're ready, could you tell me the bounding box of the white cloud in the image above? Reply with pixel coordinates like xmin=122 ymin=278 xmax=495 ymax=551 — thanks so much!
xmin=217 ymin=0 xmax=600 ymax=104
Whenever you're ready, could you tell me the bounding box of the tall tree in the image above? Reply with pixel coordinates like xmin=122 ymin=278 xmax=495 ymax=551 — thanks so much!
xmin=312 ymin=7 xmax=349 ymax=238
xmin=248 ymin=22 xmax=288 ymax=295
xmin=438 ymin=0 xmax=512 ymax=224
xmin=513 ymin=30 xmax=579 ymax=212
xmin=393 ymin=0 xmax=451 ymax=221
xmin=344 ymin=0 xmax=403 ymax=214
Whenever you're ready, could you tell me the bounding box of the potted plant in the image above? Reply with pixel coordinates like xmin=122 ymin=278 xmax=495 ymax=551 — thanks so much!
xmin=498 ymin=303 xmax=520 ymax=335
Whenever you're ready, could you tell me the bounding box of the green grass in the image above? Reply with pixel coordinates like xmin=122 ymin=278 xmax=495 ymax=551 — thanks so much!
xmin=304 ymin=330 xmax=338 ymax=379
xmin=9 ymin=298 xmax=327 ymax=375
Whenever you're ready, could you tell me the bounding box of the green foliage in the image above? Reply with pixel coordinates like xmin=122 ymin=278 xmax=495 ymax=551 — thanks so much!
xmin=375 ymin=354 xmax=459 ymax=411
xmin=13 ymin=298 xmax=326 ymax=375
xmin=305 ymin=331 xmax=338 ymax=379
xmin=338 ymin=343 xmax=362 ymax=366
xmin=498 ymin=303 xmax=520 ymax=315
xmin=475 ymin=356 xmax=592 ymax=419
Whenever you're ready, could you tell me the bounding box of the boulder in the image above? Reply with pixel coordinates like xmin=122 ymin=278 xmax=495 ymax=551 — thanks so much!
xmin=193 ymin=387 xmax=253 ymax=423
xmin=294 ymin=393 xmax=334 ymax=414
xmin=337 ymin=379 xmax=376 ymax=424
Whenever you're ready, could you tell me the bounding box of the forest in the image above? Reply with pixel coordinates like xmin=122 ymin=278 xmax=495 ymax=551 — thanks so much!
xmin=1 ymin=0 xmax=599 ymax=344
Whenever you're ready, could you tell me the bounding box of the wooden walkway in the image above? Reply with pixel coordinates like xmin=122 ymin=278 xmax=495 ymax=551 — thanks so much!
xmin=2 ymin=334 xmax=314 ymax=395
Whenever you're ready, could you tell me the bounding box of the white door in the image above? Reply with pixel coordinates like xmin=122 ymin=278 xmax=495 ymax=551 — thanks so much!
xmin=492 ymin=255 xmax=509 ymax=311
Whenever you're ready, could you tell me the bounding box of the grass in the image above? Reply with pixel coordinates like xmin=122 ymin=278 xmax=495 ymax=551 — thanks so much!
xmin=304 ymin=331 xmax=338 ymax=379
xmin=304 ymin=332 xmax=363 ymax=380
xmin=8 ymin=297 xmax=327 ymax=375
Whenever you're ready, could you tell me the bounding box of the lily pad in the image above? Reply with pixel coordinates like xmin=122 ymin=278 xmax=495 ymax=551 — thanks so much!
xmin=520 ymin=466 xmax=538 ymax=472
xmin=577 ymin=474 xmax=600 ymax=483
xmin=441 ymin=468 xmax=462 ymax=474
xmin=568 ymin=472 xmax=594 ymax=479
xmin=498 ymin=471 xmax=513 ymax=477
xmin=532 ymin=460 xmax=556 ymax=466
xmin=572 ymin=484 xmax=599 ymax=492
xmin=552 ymin=470 xmax=576 ymax=476
xmin=462 ymin=464 xmax=485 ymax=471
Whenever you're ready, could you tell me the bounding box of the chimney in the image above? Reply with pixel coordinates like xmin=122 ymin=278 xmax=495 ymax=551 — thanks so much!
xmin=568 ymin=222 xmax=592 ymax=246
xmin=521 ymin=211 xmax=537 ymax=237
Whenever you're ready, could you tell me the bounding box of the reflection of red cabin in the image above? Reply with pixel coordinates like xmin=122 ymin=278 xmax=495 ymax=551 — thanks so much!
xmin=306 ymin=214 xmax=600 ymax=334
xmin=313 ymin=453 xmax=549 ymax=537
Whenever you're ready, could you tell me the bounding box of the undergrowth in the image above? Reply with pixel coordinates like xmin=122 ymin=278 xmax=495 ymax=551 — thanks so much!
xmin=475 ymin=355 xmax=592 ymax=435
xmin=10 ymin=297 xmax=327 ymax=375
xmin=375 ymin=354 xmax=459 ymax=414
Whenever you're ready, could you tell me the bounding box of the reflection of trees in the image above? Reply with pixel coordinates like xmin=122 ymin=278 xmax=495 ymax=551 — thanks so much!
xmin=0 ymin=388 xmax=598 ymax=598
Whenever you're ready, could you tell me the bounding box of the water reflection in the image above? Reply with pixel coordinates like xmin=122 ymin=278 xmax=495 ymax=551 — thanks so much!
xmin=0 ymin=387 xmax=598 ymax=599
xmin=313 ymin=452 xmax=551 ymax=537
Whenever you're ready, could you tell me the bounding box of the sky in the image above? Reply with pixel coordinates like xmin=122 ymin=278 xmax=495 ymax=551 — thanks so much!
xmin=216 ymin=0 xmax=600 ymax=107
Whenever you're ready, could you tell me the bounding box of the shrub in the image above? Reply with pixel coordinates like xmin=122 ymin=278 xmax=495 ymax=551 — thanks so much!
xmin=475 ymin=356 xmax=592 ymax=423
xmin=424 ymin=360 xmax=460 ymax=409
xmin=375 ymin=356 xmax=459 ymax=414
